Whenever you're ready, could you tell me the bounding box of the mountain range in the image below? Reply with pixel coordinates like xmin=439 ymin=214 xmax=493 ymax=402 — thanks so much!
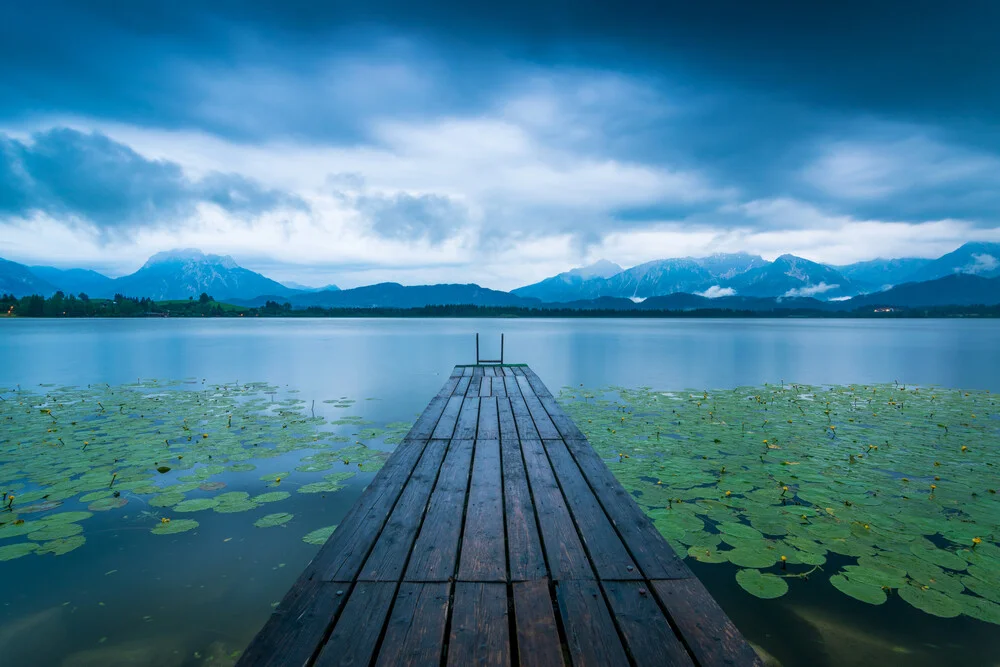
xmin=1 ymin=242 xmax=998 ymax=311
xmin=0 ymin=249 xmax=339 ymax=301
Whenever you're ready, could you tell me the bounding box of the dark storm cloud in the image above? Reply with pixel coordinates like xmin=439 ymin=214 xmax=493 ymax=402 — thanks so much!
xmin=0 ymin=128 xmax=306 ymax=227
xmin=2 ymin=0 xmax=999 ymax=232
xmin=3 ymin=1 xmax=997 ymax=137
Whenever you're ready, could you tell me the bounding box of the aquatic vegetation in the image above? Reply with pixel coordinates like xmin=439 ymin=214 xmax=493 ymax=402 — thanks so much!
xmin=254 ymin=513 xmax=293 ymax=528
xmin=150 ymin=519 xmax=199 ymax=535
xmin=302 ymin=525 xmax=337 ymax=545
xmin=560 ymin=383 xmax=1000 ymax=624
xmin=0 ymin=380 xmax=401 ymax=559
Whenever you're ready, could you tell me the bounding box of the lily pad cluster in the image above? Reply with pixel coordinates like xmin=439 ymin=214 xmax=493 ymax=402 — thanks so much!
xmin=559 ymin=382 xmax=1000 ymax=625
xmin=0 ymin=380 xmax=410 ymax=559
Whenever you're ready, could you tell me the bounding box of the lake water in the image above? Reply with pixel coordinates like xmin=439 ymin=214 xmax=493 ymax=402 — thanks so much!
xmin=1 ymin=318 xmax=999 ymax=666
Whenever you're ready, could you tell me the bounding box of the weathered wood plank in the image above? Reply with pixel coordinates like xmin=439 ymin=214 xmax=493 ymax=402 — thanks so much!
xmin=512 ymin=580 xmax=565 ymax=667
xmin=603 ymin=580 xmax=694 ymax=667
xmin=455 ymin=374 xmax=473 ymax=396
xmin=479 ymin=376 xmax=493 ymax=397
xmin=491 ymin=376 xmax=508 ymax=397
xmin=454 ymin=396 xmax=481 ymax=440
xmin=509 ymin=392 xmax=541 ymax=441
xmin=555 ymin=580 xmax=629 ymax=667
xmin=484 ymin=365 xmax=496 ymax=377
xmin=458 ymin=439 xmax=506 ymax=582
xmin=542 ymin=438 xmax=640 ymax=580
xmin=313 ymin=581 xmax=396 ymax=666
xmin=405 ymin=439 xmax=474 ymax=582
xmin=359 ymin=439 xmax=450 ymax=581
xmin=520 ymin=439 xmax=593 ymax=580
xmin=374 ymin=582 xmax=450 ymax=667
xmin=500 ymin=437 xmax=547 ymax=581
xmin=477 ymin=397 xmax=500 ymax=440
xmin=446 ymin=582 xmax=511 ymax=667
xmin=235 ymin=581 xmax=348 ymax=667
xmin=432 ymin=395 xmax=464 ymax=440
xmin=497 ymin=398 xmax=519 ymax=442
xmin=463 ymin=366 xmax=474 ymax=376
xmin=651 ymin=579 xmax=763 ymax=667
xmin=515 ymin=376 xmax=561 ymax=439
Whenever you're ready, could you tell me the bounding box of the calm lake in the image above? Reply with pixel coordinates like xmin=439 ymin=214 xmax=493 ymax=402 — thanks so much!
xmin=1 ymin=318 xmax=998 ymax=666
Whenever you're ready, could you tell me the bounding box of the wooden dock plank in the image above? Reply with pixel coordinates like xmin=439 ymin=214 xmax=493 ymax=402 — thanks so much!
xmin=455 ymin=374 xmax=473 ymax=396
xmin=454 ymin=396 xmax=481 ymax=440
xmin=432 ymin=395 xmax=464 ymax=440
xmin=509 ymin=392 xmax=541 ymax=441
xmin=652 ymin=579 xmax=763 ymax=667
xmin=497 ymin=398 xmax=519 ymax=442
xmin=515 ymin=376 xmax=561 ymax=439
xmin=500 ymin=437 xmax=547 ymax=581
xmin=240 ymin=365 xmax=761 ymax=667
xmin=603 ymin=580 xmax=695 ymax=667
xmin=359 ymin=439 xmax=449 ymax=581
xmin=313 ymin=581 xmax=396 ymax=667
xmin=512 ymin=580 xmax=566 ymax=667
xmin=458 ymin=439 xmax=506 ymax=581
xmin=555 ymin=580 xmax=629 ymax=667
xmin=374 ymin=582 xmax=450 ymax=667
xmin=405 ymin=439 xmax=474 ymax=582
xmin=446 ymin=582 xmax=511 ymax=667
xmin=543 ymin=438 xmax=641 ymax=580
xmin=520 ymin=438 xmax=593 ymax=580
xmin=477 ymin=397 xmax=500 ymax=440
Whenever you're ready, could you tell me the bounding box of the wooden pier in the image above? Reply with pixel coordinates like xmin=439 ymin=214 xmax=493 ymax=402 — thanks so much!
xmin=238 ymin=365 xmax=761 ymax=666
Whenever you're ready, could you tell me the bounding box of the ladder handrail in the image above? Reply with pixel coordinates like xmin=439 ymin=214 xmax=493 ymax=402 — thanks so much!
xmin=475 ymin=333 xmax=504 ymax=364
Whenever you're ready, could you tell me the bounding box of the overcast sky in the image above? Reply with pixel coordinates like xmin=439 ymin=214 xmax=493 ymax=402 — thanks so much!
xmin=2 ymin=1 xmax=999 ymax=289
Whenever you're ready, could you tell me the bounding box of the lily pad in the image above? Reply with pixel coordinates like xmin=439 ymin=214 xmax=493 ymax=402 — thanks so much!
xmin=174 ymin=498 xmax=220 ymax=513
xmin=151 ymin=519 xmax=200 ymax=535
xmin=252 ymin=491 xmax=291 ymax=504
xmin=35 ymin=535 xmax=86 ymax=555
xmin=735 ymin=569 xmax=788 ymax=599
xmin=830 ymin=574 xmax=887 ymax=605
xmin=255 ymin=512 xmax=294 ymax=528
xmin=27 ymin=522 xmax=84 ymax=542
xmin=88 ymin=497 xmax=128 ymax=512
xmin=0 ymin=542 xmax=38 ymax=561
xmin=302 ymin=525 xmax=338 ymax=545
xmin=897 ymin=583 xmax=963 ymax=618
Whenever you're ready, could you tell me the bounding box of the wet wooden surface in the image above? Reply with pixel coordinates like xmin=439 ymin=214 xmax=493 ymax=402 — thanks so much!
xmin=238 ymin=365 xmax=762 ymax=667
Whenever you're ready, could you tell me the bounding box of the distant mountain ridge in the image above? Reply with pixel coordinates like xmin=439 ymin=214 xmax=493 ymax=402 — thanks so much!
xmin=0 ymin=241 xmax=997 ymax=308
xmin=1 ymin=249 xmax=300 ymax=301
